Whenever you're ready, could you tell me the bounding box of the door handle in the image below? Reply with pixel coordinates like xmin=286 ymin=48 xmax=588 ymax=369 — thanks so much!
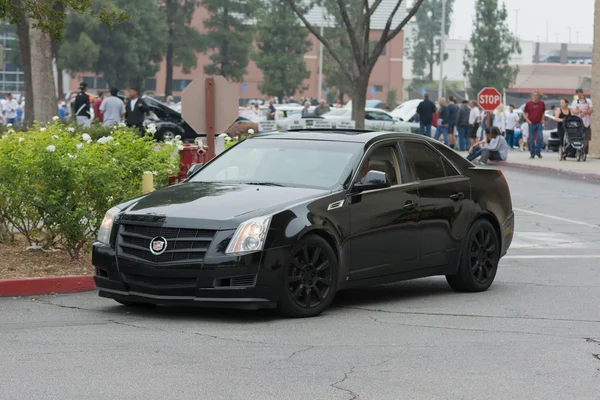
xmin=403 ymin=201 xmax=418 ymax=210
xmin=449 ymin=192 xmax=465 ymax=201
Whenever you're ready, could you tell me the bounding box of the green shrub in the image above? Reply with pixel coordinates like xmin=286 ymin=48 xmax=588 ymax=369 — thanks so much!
xmin=0 ymin=121 xmax=179 ymax=260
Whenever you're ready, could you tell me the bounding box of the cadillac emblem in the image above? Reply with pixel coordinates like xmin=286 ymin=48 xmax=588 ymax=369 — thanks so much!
xmin=149 ymin=236 xmax=168 ymax=255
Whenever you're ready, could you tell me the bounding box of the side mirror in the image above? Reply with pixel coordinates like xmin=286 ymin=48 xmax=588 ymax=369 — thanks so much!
xmin=353 ymin=170 xmax=391 ymax=192
xmin=187 ymin=163 xmax=204 ymax=177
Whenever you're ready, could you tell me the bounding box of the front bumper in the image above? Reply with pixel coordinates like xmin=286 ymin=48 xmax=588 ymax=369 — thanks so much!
xmin=93 ymin=241 xmax=291 ymax=310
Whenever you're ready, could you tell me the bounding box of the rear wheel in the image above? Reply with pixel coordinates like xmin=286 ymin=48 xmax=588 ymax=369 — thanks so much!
xmin=446 ymin=219 xmax=500 ymax=292
xmin=277 ymin=235 xmax=338 ymax=318
xmin=158 ymin=129 xmax=176 ymax=142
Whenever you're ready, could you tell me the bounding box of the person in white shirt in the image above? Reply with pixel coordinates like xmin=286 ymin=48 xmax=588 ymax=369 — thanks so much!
xmin=493 ymin=104 xmax=506 ymax=135
xmin=468 ymin=101 xmax=481 ymax=145
xmin=505 ymin=104 xmax=519 ymax=149
xmin=3 ymin=93 xmax=19 ymax=125
xmin=571 ymin=88 xmax=593 ymax=155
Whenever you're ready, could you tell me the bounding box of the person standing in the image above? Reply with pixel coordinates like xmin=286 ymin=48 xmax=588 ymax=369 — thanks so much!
xmin=447 ymin=96 xmax=459 ymax=149
xmin=93 ymin=91 xmax=104 ymax=124
xmin=505 ymin=104 xmax=519 ymax=149
xmin=266 ymin=98 xmax=276 ymax=120
xmin=74 ymin=82 xmax=92 ymax=127
xmin=571 ymin=88 xmax=593 ymax=155
xmin=457 ymin=100 xmax=471 ymax=151
xmin=3 ymin=93 xmax=19 ymax=125
xmin=522 ymin=91 xmax=546 ymax=159
xmin=493 ymin=104 xmax=506 ymax=138
xmin=468 ymin=100 xmax=481 ymax=145
xmin=416 ymin=93 xmax=436 ymax=137
xmin=434 ymin=97 xmax=449 ymax=145
xmin=314 ymin=99 xmax=330 ymax=116
xmin=555 ymin=98 xmax=572 ymax=158
xmin=100 ymin=88 xmax=126 ymax=127
xmin=125 ymin=88 xmax=149 ymax=134
xmin=301 ymin=101 xmax=312 ymax=118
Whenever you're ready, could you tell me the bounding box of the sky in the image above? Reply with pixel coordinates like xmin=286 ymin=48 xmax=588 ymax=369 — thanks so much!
xmin=447 ymin=0 xmax=594 ymax=43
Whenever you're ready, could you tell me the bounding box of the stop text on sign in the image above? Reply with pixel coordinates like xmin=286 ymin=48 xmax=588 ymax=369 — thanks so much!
xmin=479 ymin=94 xmax=501 ymax=103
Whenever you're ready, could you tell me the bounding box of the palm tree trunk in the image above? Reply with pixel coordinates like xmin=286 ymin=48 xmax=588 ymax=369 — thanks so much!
xmin=29 ymin=23 xmax=58 ymax=123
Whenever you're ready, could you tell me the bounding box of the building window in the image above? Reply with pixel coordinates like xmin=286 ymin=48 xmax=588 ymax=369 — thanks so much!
xmin=370 ymin=41 xmax=386 ymax=56
xmin=374 ymin=85 xmax=383 ymax=93
xmin=144 ymin=79 xmax=157 ymax=91
xmin=83 ymin=76 xmax=95 ymax=88
xmin=173 ymin=79 xmax=192 ymax=91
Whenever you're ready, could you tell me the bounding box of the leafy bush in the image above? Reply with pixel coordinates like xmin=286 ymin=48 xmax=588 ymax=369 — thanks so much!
xmin=0 ymin=121 xmax=179 ymax=260
xmin=386 ymin=88 xmax=398 ymax=109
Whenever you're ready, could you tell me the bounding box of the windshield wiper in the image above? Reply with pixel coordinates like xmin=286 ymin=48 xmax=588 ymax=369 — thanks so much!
xmin=245 ymin=181 xmax=285 ymax=187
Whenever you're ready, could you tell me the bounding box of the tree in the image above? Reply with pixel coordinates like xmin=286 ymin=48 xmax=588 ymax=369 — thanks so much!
xmin=163 ymin=0 xmax=205 ymax=96
xmin=463 ymin=0 xmax=520 ymax=96
xmin=287 ymin=0 xmax=425 ymax=128
xmin=2 ymin=0 xmax=128 ymax=40
xmin=59 ymin=0 xmax=167 ymax=90
xmin=201 ymin=0 xmax=258 ymax=82
xmin=407 ymin=0 xmax=454 ymax=86
xmin=29 ymin=23 xmax=57 ymax=123
xmin=253 ymin=0 xmax=312 ymax=100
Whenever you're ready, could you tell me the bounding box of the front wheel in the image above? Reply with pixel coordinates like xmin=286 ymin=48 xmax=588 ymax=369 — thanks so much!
xmin=446 ymin=219 xmax=500 ymax=292
xmin=277 ymin=235 xmax=339 ymax=318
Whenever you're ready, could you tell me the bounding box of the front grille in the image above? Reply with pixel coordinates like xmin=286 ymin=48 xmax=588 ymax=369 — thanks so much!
xmin=118 ymin=223 xmax=216 ymax=263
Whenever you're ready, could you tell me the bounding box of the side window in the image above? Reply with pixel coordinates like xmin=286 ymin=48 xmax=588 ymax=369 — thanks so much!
xmin=402 ymin=141 xmax=446 ymax=181
xmin=358 ymin=145 xmax=400 ymax=185
xmin=381 ymin=112 xmax=393 ymax=122
xmin=442 ymin=159 xmax=459 ymax=177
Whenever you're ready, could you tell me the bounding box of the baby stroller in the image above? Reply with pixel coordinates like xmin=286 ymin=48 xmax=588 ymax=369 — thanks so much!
xmin=560 ymin=115 xmax=587 ymax=162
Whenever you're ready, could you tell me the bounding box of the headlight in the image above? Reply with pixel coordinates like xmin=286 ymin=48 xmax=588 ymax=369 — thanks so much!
xmin=225 ymin=215 xmax=272 ymax=255
xmin=97 ymin=206 xmax=120 ymax=246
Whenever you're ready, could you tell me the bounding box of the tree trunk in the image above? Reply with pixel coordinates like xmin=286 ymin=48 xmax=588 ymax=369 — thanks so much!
xmin=591 ymin=0 xmax=600 ymax=156
xmin=352 ymin=75 xmax=368 ymax=129
xmin=53 ymin=2 xmax=65 ymax=99
xmin=0 ymin=220 xmax=12 ymax=243
xmin=29 ymin=23 xmax=58 ymax=123
xmin=165 ymin=41 xmax=174 ymax=96
xmin=338 ymin=91 xmax=344 ymax=104
xmin=16 ymin=15 xmax=34 ymax=127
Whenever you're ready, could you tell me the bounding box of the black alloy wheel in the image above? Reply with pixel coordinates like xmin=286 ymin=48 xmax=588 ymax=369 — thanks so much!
xmin=446 ymin=219 xmax=499 ymax=292
xmin=278 ymin=235 xmax=338 ymax=318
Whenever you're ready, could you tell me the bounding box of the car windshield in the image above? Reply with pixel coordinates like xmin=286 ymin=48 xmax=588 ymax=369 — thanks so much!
xmin=190 ymin=138 xmax=362 ymax=189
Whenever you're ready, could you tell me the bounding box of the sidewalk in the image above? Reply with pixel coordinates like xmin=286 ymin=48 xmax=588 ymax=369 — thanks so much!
xmin=457 ymin=148 xmax=600 ymax=181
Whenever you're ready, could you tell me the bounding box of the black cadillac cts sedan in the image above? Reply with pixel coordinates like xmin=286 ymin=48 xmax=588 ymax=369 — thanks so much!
xmin=93 ymin=129 xmax=514 ymax=317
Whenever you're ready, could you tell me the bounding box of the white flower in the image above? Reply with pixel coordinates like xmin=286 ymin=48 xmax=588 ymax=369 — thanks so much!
xmin=114 ymin=142 xmax=120 ymax=146
xmin=52 ymin=135 xmax=59 ymax=139
xmin=112 ymin=158 xmax=118 ymax=163
xmin=218 ymin=133 xmax=229 ymax=138
xmin=76 ymin=143 xmax=83 ymax=149
xmin=177 ymin=144 xmax=184 ymax=151
xmin=106 ymin=136 xmax=114 ymax=142
xmin=174 ymin=135 xmax=181 ymax=140
xmin=224 ymin=136 xmax=232 ymax=142
xmin=6 ymin=123 xmax=12 ymax=128
xmin=40 ymin=127 xmax=46 ymax=132
xmin=87 ymin=139 xmax=93 ymax=144
xmin=166 ymin=141 xmax=174 ymax=146
xmin=67 ymin=127 xmax=75 ymax=133
xmin=118 ymin=122 xmax=126 ymax=128
xmin=145 ymin=123 xmax=157 ymax=134
xmin=82 ymin=133 xmax=91 ymax=141
xmin=152 ymin=171 xmax=158 ymax=176
xmin=97 ymin=137 xmax=109 ymax=145
xmin=18 ymin=137 xmax=24 ymax=142
xmin=1 ymin=135 xmax=7 ymax=140
xmin=52 ymin=116 xmax=59 ymax=121
xmin=67 ymin=153 xmax=76 ymax=159
xmin=247 ymin=128 xmax=255 ymax=135
xmin=8 ymin=129 xmax=15 ymax=134
xmin=46 ymin=145 xmax=56 ymax=152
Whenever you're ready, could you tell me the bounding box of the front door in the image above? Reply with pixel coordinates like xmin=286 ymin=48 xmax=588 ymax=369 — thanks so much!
xmin=401 ymin=140 xmax=471 ymax=270
xmin=347 ymin=142 xmax=421 ymax=281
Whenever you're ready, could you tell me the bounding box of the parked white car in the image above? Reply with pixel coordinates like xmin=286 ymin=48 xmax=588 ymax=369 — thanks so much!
xmin=322 ymin=107 xmax=422 ymax=133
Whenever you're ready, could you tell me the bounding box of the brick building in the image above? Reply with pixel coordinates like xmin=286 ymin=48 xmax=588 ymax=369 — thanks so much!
xmin=68 ymin=2 xmax=407 ymax=104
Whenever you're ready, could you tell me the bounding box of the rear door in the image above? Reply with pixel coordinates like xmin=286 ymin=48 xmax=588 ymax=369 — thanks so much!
xmin=400 ymin=140 xmax=471 ymax=271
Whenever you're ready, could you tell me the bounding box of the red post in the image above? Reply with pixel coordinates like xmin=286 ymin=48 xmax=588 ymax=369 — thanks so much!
xmin=178 ymin=143 xmax=200 ymax=182
xmin=205 ymin=77 xmax=216 ymax=161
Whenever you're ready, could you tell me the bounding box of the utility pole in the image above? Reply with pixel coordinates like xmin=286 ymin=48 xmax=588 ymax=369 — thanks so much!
xmin=317 ymin=9 xmax=324 ymax=101
xmin=514 ymin=9 xmax=519 ymax=37
xmin=546 ymin=20 xmax=549 ymax=42
xmin=568 ymin=27 xmax=572 ymax=43
xmin=438 ymin=0 xmax=446 ymax=99
xmin=577 ymin=31 xmax=580 ymax=43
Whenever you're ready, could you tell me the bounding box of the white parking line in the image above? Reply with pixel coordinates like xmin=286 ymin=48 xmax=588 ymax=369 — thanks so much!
xmin=504 ymin=255 xmax=600 ymax=259
xmin=513 ymin=207 xmax=600 ymax=230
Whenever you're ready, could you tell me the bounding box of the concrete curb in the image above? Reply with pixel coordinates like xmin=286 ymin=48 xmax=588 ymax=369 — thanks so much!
xmin=497 ymin=161 xmax=600 ymax=182
xmin=0 ymin=275 xmax=95 ymax=297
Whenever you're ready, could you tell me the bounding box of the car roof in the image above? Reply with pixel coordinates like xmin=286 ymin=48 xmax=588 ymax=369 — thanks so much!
xmin=252 ymin=129 xmax=432 ymax=144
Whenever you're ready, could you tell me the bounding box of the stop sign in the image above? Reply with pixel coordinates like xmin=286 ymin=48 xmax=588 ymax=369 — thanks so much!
xmin=477 ymin=87 xmax=502 ymax=112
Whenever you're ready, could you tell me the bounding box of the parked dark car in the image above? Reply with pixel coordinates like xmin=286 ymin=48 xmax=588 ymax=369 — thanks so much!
xmin=93 ymin=129 xmax=514 ymax=317
xmin=142 ymin=96 xmax=199 ymax=142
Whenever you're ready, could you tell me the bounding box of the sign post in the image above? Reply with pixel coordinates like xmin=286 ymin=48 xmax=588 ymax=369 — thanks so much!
xmin=477 ymin=87 xmax=502 ymax=112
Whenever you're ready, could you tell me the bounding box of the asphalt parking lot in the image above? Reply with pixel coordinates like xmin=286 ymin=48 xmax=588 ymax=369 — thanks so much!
xmin=2 ymin=168 xmax=600 ymax=400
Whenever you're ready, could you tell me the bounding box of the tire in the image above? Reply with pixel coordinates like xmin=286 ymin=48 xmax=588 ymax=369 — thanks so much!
xmin=577 ymin=150 xmax=582 ymax=162
xmin=277 ymin=235 xmax=339 ymax=318
xmin=446 ymin=219 xmax=500 ymax=292
xmin=158 ymin=129 xmax=176 ymax=142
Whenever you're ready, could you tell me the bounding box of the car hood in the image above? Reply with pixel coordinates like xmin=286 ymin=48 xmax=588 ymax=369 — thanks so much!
xmin=121 ymin=182 xmax=328 ymax=230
